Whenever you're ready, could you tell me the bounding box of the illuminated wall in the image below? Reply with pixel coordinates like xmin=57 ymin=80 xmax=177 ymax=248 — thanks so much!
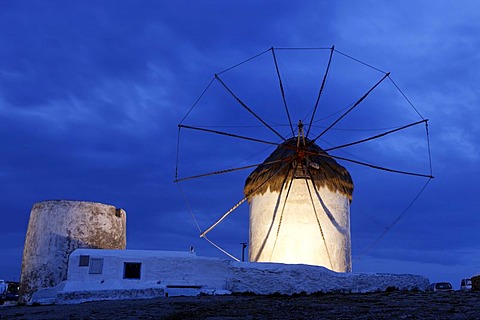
xmin=248 ymin=180 xmax=351 ymax=272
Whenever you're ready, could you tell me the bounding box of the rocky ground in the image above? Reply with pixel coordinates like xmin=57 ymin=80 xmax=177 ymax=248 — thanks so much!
xmin=1 ymin=291 xmax=479 ymax=319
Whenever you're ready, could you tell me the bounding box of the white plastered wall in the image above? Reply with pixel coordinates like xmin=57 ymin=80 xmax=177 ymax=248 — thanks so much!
xmin=249 ymin=178 xmax=351 ymax=272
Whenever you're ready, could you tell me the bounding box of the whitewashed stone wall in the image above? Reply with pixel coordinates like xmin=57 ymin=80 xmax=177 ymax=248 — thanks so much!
xmin=30 ymin=249 xmax=429 ymax=305
xmin=19 ymin=200 xmax=126 ymax=303
xmin=249 ymin=180 xmax=351 ymax=272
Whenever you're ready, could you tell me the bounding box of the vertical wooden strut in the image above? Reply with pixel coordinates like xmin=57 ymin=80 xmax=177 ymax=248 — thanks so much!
xmin=296 ymin=120 xmax=306 ymax=151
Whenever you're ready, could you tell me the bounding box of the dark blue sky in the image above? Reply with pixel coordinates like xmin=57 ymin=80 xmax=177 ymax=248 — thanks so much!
xmin=1 ymin=1 xmax=479 ymax=288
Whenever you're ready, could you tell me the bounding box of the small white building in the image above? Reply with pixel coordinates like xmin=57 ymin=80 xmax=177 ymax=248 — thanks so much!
xmin=30 ymin=248 xmax=429 ymax=305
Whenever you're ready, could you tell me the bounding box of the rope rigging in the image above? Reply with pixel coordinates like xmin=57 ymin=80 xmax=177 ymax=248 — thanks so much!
xmin=310 ymin=72 xmax=391 ymax=144
xmin=214 ymin=74 xmax=287 ymax=142
xmin=197 ymin=155 xmax=295 ymax=239
xmin=176 ymin=46 xmax=434 ymax=263
xmin=302 ymin=163 xmax=333 ymax=269
xmin=306 ymin=45 xmax=335 ymax=138
xmin=328 ymin=154 xmax=434 ymax=179
xmin=174 ymin=158 xmax=288 ymax=183
xmin=268 ymin=162 xmax=296 ymax=261
xmin=324 ymin=119 xmax=429 ymax=152
xmin=176 ymin=181 xmax=242 ymax=261
xmin=298 ymin=124 xmax=333 ymax=269
xmin=178 ymin=124 xmax=281 ymax=147
xmin=272 ymin=47 xmax=294 ymax=137
xmin=357 ymin=177 xmax=433 ymax=259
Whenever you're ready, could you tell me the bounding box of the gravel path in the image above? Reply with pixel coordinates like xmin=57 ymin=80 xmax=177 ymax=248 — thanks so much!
xmin=1 ymin=291 xmax=479 ymax=319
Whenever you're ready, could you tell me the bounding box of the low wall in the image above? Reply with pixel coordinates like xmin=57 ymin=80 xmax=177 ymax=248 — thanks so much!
xmin=30 ymin=249 xmax=429 ymax=304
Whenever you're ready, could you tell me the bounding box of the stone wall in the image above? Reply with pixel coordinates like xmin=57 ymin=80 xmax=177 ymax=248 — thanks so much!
xmin=19 ymin=200 xmax=126 ymax=304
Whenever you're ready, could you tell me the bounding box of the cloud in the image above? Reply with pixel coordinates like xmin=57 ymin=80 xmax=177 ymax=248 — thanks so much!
xmin=1 ymin=0 xmax=479 ymax=285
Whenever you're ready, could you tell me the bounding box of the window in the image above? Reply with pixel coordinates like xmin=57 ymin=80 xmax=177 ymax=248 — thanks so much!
xmin=89 ymin=258 xmax=104 ymax=274
xmin=79 ymin=255 xmax=90 ymax=267
xmin=124 ymin=262 xmax=141 ymax=279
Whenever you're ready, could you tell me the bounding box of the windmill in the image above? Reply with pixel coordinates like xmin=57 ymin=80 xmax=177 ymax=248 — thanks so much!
xmin=175 ymin=46 xmax=433 ymax=272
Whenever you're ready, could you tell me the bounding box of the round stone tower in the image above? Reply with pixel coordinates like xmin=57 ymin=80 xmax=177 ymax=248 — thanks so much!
xmin=244 ymin=134 xmax=353 ymax=272
xmin=19 ymin=200 xmax=126 ymax=303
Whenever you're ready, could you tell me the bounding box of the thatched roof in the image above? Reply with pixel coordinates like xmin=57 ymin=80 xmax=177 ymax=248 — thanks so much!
xmin=244 ymin=137 xmax=353 ymax=201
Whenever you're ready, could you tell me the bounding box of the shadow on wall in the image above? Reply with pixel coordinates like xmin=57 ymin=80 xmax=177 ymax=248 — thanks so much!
xmin=19 ymin=234 xmax=95 ymax=303
xmin=18 ymin=200 xmax=127 ymax=304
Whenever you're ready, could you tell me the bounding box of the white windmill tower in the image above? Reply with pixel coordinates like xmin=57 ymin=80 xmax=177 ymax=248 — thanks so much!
xmin=245 ymin=121 xmax=353 ymax=271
